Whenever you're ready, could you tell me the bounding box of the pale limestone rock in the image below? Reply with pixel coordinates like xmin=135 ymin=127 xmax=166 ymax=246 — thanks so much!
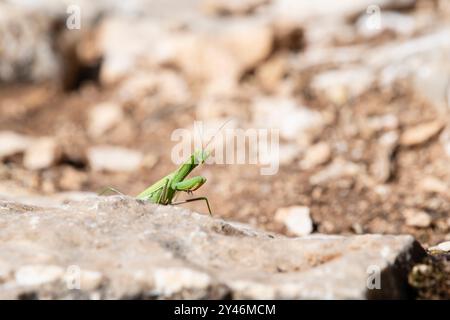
xmin=0 ymin=196 xmax=425 ymax=299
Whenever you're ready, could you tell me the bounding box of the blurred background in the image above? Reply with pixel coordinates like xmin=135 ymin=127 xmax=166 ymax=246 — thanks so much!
xmin=0 ymin=0 xmax=450 ymax=249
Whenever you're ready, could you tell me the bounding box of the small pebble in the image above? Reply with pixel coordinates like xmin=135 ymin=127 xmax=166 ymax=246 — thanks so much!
xmin=400 ymin=121 xmax=444 ymax=146
xmin=403 ymin=209 xmax=432 ymax=228
xmin=88 ymin=102 xmax=123 ymax=138
xmin=88 ymin=145 xmax=143 ymax=172
xmin=299 ymin=142 xmax=331 ymax=170
xmin=275 ymin=206 xmax=313 ymax=236
xmin=15 ymin=265 xmax=64 ymax=286
xmin=23 ymin=137 xmax=58 ymax=170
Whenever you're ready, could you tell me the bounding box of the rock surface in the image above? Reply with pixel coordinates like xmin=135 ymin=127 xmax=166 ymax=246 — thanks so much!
xmin=0 ymin=196 xmax=425 ymax=299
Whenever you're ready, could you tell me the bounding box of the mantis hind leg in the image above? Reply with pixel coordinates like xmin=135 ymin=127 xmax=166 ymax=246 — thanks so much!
xmin=98 ymin=187 xmax=125 ymax=196
xmin=138 ymin=178 xmax=169 ymax=204
xmin=156 ymin=179 xmax=170 ymax=204
xmin=171 ymin=197 xmax=212 ymax=216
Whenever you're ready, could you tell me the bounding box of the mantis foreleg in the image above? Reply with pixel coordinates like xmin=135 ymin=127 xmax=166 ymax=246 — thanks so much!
xmin=172 ymin=176 xmax=206 ymax=192
xmin=171 ymin=176 xmax=211 ymax=214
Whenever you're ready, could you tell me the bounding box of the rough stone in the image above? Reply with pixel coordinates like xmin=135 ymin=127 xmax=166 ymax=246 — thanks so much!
xmin=0 ymin=196 xmax=425 ymax=299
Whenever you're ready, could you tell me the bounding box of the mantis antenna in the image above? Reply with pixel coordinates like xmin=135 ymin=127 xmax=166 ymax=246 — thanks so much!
xmin=194 ymin=121 xmax=205 ymax=152
xmin=203 ymin=119 xmax=233 ymax=152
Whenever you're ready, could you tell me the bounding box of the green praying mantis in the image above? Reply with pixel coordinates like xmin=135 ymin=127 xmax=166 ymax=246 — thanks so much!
xmin=100 ymin=121 xmax=230 ymax=215
xmin=135 ymin=148 xmax=212 ymax=214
